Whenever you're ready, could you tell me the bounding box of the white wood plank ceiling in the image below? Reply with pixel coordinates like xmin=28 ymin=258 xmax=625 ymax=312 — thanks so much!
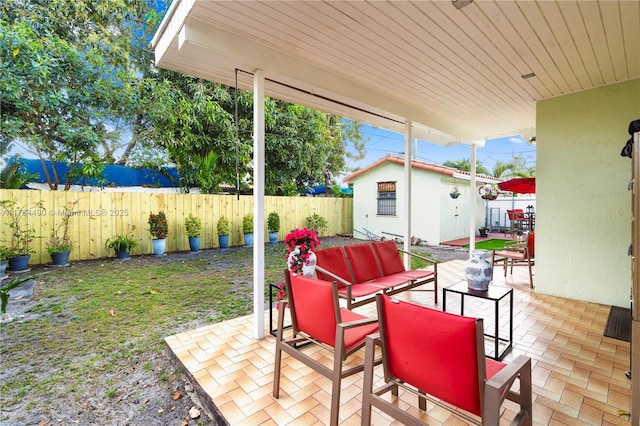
xmin=152 ymin=0 xmax=640 ymax=146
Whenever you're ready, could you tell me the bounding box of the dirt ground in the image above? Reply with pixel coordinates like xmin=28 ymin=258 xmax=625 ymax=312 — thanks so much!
xmin=0 ymin=237 xmax=468 ymax=426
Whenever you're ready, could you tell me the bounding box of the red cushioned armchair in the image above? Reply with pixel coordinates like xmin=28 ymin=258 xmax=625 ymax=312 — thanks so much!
xmin=273 ymin=270 xmax=379 ymax=426
xmin=361 ymin=294 xmax=532 ymax=425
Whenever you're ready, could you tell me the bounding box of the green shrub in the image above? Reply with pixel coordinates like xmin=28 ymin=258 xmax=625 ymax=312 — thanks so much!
xmin=305 ymin=213 xmax=328 ymax=235
xmin=217 ymin=216 xmax=230 ymax=236
xmin=242 ymin=214 xmax=254 ymax=234
xmin=267 ymin=212 xmax=280 ymax=233
xmin=184 ymin=214 xmax=202 ymax=237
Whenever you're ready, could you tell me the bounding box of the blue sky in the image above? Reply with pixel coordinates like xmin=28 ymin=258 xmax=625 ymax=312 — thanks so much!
xmin=349 ymin=125 xmax=536 ymax=174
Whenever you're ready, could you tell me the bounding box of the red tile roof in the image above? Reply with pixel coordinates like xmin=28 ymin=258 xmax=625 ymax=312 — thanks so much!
xmin=343 ymin=155 xmax=501 ymax=183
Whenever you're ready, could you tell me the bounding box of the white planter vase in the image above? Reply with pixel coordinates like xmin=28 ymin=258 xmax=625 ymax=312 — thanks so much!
xmin=287 ymin=246 xmax=317 ymax=277
xmin=465 ymin=249 xmax=492 ymax=291
xmin=152 ymin=238 xmax=166 ymax=256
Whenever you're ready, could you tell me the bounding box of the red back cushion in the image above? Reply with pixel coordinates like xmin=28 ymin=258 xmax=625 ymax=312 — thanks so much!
xmin=314 ymin=246 xmax=353 ymax=288
xmin=372 ymin=240 xmax=406 ymax=275
xmin=289 ymin=273 xmax=337 ymax=346
xmin=527 ymin=232 xmax=535 ymax=257
xmin=344 ymin=244 xmax=382 ymax=283
xmin=379 ymin=295 xmax=483 ymax=416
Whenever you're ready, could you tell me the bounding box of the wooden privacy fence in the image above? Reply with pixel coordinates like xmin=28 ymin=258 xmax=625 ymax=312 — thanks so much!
xmin=0 ymin=189 xmax=353 ymax=265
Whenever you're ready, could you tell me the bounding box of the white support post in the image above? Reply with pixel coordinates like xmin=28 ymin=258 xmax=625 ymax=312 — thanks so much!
xmin=404 ymin=121 xmax=412 ymax=270
xmin=469 ymin=145 xmax=477 ymax=253
xmin=253 ymin=69 xmax=265 ymax=339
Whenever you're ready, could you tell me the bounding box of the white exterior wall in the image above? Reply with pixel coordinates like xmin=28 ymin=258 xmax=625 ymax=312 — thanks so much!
xmin=350 ymin=161 xmax=488 ymax=245
xmin=536 ymin=79 xmax=639 ymax=307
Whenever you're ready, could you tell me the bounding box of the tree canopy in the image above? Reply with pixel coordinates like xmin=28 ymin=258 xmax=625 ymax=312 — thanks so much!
xmin=443 ymin=152 xmax=534 ymax=179
xmin=0 ymin=0 xmax=366 ymax=194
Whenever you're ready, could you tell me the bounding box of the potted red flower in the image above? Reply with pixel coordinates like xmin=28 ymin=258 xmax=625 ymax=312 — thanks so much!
xmin=148 ymin=211 xmax=168 ymax=256
xmin=284 ymin=227 xmax=320 ymax=276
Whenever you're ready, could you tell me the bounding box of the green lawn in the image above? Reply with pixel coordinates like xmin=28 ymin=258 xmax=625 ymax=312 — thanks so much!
xmin=462 ymin=238 xmax=511 ymax=251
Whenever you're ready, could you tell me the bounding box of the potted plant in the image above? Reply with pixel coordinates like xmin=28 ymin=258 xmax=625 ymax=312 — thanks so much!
xmin=267 ymin=212 xmax=280 ymax=245
xmin=105 ymin=225 xmax=138 ymax=260
xmin=450 ymin=186 xmax=461 ymax=199
xmin=479 ymin=184 xmax=498 ymax=200
xmin=217 ymin=216 xmax=230 ymax=249
xmin=0 ymin=246 xmax=10 ymax=279
xmin=284 ymin=227 xmax=320 ymax=277
xmin=1 ymin=199 xmax=41 ymax=271
xmin=46 ymin=203 xmax=76 ymax=266
xmin=185 ymin=214 xmax=202 ymax=252
xmin=148 ymin=211 xmax=168 ymax=256
xmin=242 ymin=213 xmax=254 ymax=247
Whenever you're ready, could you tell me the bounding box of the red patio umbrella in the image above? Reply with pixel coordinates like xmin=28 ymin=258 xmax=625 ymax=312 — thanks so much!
xmin=498 ymin=177 xmax=536 ymax=194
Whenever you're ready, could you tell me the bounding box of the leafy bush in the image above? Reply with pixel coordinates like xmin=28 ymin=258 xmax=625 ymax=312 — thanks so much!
xmin=242 ymin=214 xmax=254 ymax=234
xmin=184 ymin=214 xmax=202 ymax=237
xmin=267 ymin=212 xmax=280 ymax=233
xmin=217 ymin=216 xmax=230 ymax=236
xmin=105 ymin=229 xmax=138 ymax=253
xmin=148 ymin=211 xmax=168 ymax=239
xmin=46 ymin=202 xmax=77 ymax=254
xmin=305 ymin=213 xmax=328 ymax=236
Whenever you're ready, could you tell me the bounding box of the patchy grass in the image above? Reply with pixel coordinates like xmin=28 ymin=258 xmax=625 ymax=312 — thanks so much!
xmin=0 ymin=243 xmax=288 ymax=424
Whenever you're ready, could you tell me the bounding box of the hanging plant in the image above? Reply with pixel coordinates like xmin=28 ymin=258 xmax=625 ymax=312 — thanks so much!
xmin=479 ymin=184 xmax=498 ymax=200
xmin=450 ymin=186 xmax=461 ymax=199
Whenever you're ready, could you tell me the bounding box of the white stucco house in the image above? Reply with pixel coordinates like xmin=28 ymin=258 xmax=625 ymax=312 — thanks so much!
xmin=343 ymin=155 xmax=500 ymax=245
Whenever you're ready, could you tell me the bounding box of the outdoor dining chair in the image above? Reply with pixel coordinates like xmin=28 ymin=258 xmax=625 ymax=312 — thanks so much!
xmin=361 ymin=294 xmax=532 ymax=425
xmin=272 ymin=270 xmax=379 ymax=426
xmin=505 ymin=209 xmax=526 ymax=237
xmin=492 ymin=232 xmax=534 ymax=288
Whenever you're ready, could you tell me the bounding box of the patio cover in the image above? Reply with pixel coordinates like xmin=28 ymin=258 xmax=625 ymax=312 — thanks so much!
xmin=152 ymin=2 xmax=639 ymax=418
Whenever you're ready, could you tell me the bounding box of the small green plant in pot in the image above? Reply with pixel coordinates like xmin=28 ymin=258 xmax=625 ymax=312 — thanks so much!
xmin=0 ymin=247 xmax=10 ymax=261
xmin=267 ymin=212 xmax=280 ymax=245
xmin=1 ymin=199 xmax=42 ymax=271
xmin=185 ymin=214 xmax=202 ymax=252
xmin=46 ymin=202 xmax=77 ymax=266
xmin=105 ymin=225 xmax=138 ymax=259
xmin=242 ymin=213 xmax=254 ymax=247
xmin=217 ymin=216 xmax=230 ymax=249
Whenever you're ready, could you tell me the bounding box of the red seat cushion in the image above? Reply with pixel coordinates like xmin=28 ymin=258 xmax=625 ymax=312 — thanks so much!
xmin=485 ymin=358 xmax=507 ymax=380
xmin=495 ymin=250 xmax=526 ymax=260
xmin=340 ymin=308 xmax=379 ymax=350
xmin=337 ymin=283 xmax=386 ymax=298
xmin=395 ymin=270 xmax=434 ymax=280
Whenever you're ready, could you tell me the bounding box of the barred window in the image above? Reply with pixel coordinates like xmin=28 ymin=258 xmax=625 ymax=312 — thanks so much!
xmin=377 ymin=181 xmax=396 ymax=216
